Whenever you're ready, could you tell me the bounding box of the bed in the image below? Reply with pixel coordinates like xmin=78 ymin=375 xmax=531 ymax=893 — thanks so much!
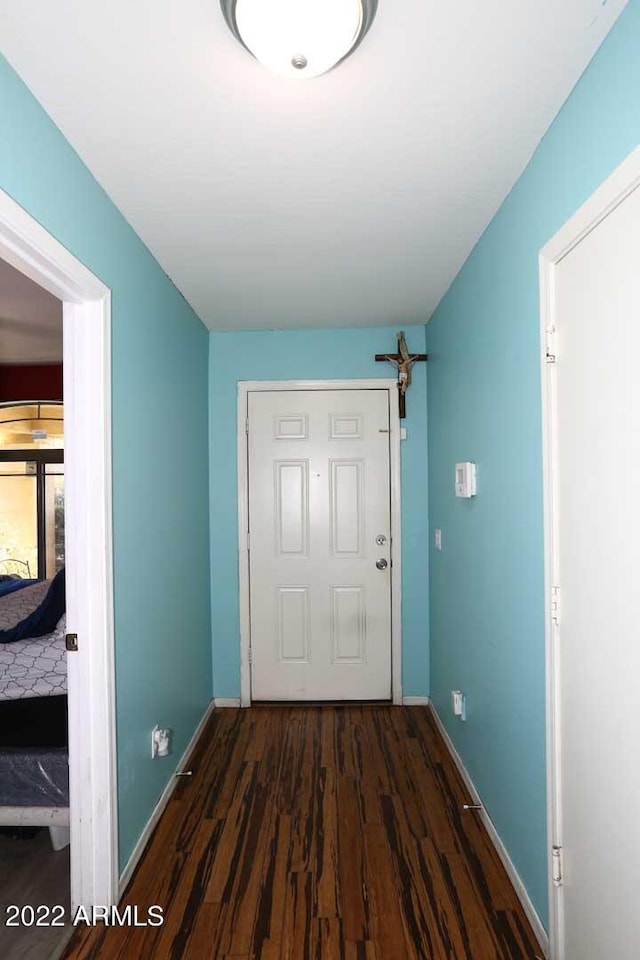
xmin=0 ymin=570 xmax=69 ymax=850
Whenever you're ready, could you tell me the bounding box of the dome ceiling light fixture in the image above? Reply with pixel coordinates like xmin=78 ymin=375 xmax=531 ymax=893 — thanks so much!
xmin=220 ymin=0 xmax=378 ymax=79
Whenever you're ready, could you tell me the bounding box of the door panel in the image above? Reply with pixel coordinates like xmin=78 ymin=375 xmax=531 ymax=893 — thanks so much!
xmin=248 ymin=389 xmax=391 ymax=701
xmin=331 ymin=586 xmax=365 ymax=662
xmin=275 ymin=460 xmax=309 ymax=556
xmin=330 ymin=460 xmax=364 ymax=556
xmin=552 ymin=184 xmax=640 ymax=958
xmin=278 ymin=587 xmax=310 ymax=662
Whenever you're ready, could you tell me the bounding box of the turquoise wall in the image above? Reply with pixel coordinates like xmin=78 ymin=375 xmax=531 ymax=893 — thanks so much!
xmin=426 ymin=0 xmax=640 ymax=928
xmin=0 ymin=56 xmax=212 ymax=868
xmin=209 ymin=327 xmax=429 ymax=699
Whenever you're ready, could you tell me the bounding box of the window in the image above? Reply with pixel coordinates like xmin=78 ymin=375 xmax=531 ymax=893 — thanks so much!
xmin=0 ymin=402 xmax=64 ymax=579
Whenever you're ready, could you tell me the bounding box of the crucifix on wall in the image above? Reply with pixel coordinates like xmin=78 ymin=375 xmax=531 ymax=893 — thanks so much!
xmin=375 ymin=331 xmax=428 ymax=418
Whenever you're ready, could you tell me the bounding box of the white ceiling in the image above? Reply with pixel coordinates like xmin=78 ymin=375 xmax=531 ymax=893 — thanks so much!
xmin=0 ymin=258 xmax=62 ymax=363
xmin=0 ymin=0 xmax=627 ymax=331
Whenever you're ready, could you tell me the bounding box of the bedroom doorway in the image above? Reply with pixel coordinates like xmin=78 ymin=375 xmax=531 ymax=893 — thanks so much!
xmin=0 ymin=276 xmax=70 ymax=958
xmin=0 ymin=188 xmax=116 ymax=922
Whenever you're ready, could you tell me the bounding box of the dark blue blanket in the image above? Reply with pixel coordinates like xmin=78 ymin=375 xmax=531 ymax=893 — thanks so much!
xmin=0 ymin=568 xmax=66 ymax=644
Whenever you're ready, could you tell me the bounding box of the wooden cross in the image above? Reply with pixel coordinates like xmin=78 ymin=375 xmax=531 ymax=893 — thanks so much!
xmin=375 ymin=331 xmax=428 ymax=418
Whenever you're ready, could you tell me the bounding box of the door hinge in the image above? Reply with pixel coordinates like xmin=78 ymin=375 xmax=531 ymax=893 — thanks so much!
xmin=65 ymin=633 xmax=78 ymax=652
xmin=248 ymin=646 xmax=253 ymax=664
xmin=247 ymin=530 xmax=250 ymax=551
xmin=551 ymin=585 xmax=560 ymax=625
xmin=545 ymin=326 xmax=556 ymax=364
xmin=551 ymin=845 xmax=563 ymax=886
xmin=245 ymin=417 xmax=249 ymax=435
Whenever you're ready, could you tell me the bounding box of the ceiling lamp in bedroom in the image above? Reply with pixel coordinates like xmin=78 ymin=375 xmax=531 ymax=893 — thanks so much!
xmin=220 ymin=0 xmax=378 ymax=78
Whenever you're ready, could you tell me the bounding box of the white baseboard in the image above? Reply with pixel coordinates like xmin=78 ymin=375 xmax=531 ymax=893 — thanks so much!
xmin=402 ymin=696 xmax=431 ymax=706
xmin=429 ymin=703 xmax=549 ymax=957
xmin=214 ymin=697 xmax=241 ymax=707
xmin=118 ymin=698 xmax=215 ymax=895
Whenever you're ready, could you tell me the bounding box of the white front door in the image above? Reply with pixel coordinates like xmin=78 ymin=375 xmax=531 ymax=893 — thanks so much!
xmin=548 ymin=182 xmax=640 ymax=958
xmin=248 ymin=389 xmax=392 ymax=701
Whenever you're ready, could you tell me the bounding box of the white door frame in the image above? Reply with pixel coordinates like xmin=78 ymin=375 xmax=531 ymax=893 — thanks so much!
xmin=539 ymin=146 xmax=640 ymax=960
xmin=237 ymin=379 xmax=402 ymax=707
xmin=0 ymin=189 xmax=117 ymax=910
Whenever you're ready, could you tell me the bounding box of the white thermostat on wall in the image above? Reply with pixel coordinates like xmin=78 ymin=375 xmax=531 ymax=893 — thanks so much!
xmin=455 ymin=462 xmax=477 ymax=498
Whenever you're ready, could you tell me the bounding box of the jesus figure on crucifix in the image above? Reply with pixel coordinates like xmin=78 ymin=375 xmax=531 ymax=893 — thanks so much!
xmin=375 ymin=331 xmax=428 ymax=418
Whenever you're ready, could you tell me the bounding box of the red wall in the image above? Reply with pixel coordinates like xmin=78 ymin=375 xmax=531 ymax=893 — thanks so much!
xmin=0 ymin=364 xmax=63 ymax=402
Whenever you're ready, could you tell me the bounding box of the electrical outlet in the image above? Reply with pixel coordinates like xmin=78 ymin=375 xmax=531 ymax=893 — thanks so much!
xmin=151 ymin=725 xmax=171 ymax=758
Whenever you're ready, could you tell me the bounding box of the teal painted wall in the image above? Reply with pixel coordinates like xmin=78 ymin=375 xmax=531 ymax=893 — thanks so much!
xmin=209 ymin=327 xmax=429 ymax=699
xmin=0 ymin=56 xmax=212 ymax=868
xmin=426 ymin=0 xmax=640 ymax=928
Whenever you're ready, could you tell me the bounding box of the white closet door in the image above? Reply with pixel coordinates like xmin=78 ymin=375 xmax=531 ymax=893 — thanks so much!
xmin=551 ymin=183 xmax=640 ymax=958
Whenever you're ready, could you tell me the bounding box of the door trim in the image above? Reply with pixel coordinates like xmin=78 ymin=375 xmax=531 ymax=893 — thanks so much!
xmin=237 ymin=379 xmax=402 ymax=707
xmin=0 ymin=189 xmax=117 ymax=910
xmin=539 ymin=146 xmax=640 ymax=960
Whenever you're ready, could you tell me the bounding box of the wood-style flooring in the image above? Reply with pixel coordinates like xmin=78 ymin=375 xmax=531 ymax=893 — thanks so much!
xmin=62 ymin=705 xmax=544 ymax=959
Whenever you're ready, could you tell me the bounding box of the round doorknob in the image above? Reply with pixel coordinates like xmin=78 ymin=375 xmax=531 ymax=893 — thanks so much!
xmin=376 ymin=558 xmax=388 ymax=570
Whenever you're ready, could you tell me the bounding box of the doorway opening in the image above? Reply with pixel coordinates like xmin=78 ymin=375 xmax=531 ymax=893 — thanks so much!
xmin=0 ymin=188 xmax=117 ymax=925
xmin=0 ymin=270 xmax=70 ymax=959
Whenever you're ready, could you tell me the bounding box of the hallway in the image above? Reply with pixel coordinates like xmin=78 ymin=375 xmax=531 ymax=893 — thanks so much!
xmin=63 ymin=706 xmax=543 ymax=959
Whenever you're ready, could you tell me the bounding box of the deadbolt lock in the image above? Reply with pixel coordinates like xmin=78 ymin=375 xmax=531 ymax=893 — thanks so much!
xmin=375 ymin=534 xmax=387 ymax=545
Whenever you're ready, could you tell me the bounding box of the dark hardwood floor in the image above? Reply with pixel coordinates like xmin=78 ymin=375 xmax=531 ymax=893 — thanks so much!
xmin=62 ymin=705 xmax=544 ymax=959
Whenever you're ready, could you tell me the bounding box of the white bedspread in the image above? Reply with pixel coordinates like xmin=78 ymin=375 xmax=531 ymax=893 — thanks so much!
xmin=0 ymin=616 xmax=67 ymax=701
